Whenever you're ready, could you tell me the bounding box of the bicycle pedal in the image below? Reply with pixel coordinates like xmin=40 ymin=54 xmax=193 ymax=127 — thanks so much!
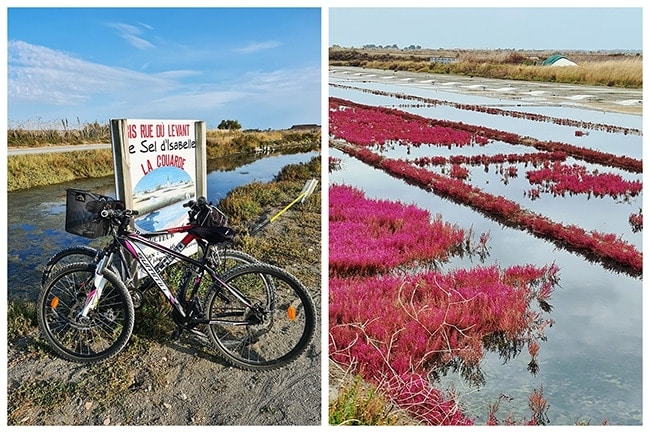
xmin=170 ymin=327 xmax=183 ymax=340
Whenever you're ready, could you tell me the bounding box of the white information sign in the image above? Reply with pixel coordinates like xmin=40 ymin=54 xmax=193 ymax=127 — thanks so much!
xmin=110 ymin=118 xmax=207 ymax=273
xmin=110 ymin=118 xmax=207 ymax=233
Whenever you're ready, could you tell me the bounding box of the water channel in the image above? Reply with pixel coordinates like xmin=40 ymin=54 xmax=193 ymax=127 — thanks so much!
xmin=329 ymin=74 xmax=642 ymax=425
xmin=7 ymin=150 xmax=319 ymax=302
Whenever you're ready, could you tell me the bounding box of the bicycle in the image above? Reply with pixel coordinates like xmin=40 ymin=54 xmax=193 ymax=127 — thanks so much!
xmin=41 ymin=194 xmax=258 ymax=308
xmin=37 ymin=191 xmax=316 ymax=370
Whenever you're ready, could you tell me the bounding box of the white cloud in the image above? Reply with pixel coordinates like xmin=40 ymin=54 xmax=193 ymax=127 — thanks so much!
xmin=237 ymin=66 xmax=320 ymax=93
xmin=138 ymin=21 xmax=155 ymax=31
xmin=8 ymin=41 xmax=175 ymax=105
xmin=154 ymin=70 xmax=203 ymax=80
xmin=7 ymin=41 xmax=320 ymax=129
xmin=122 ymin=34 xmax=155 ymax=50
xmin=233 ymin=40 xmax=282 ymax=53
xmin=106 ymin=22 xmax=155 ymax=50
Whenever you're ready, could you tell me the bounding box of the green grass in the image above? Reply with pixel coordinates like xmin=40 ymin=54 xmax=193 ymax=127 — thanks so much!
xmin=7 ymin=127 xmax=320 ymax=191
xmin=7 ymin=299 xmax=38 ymax=338
xmin=7 ymin=150 xmax=115 ymax=191
xmin=329 ymin=375 xmax=403 ymax=426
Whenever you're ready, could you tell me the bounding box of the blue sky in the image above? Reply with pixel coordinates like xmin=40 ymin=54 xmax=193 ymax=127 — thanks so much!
xmin=3 ymin=3 xmax=644 ymax=131
xmin=329 ymin=7 xmax=643 ymax=51
xmin=7 ymin=7 xmax=321 ymax=130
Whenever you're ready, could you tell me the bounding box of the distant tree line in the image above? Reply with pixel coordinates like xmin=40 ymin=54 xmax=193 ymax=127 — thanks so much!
xmin=331 ymin=44 xmax=423 ymax=50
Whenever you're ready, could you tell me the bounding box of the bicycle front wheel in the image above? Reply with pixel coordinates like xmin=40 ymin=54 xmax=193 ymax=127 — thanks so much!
xmin=204 ymin=263 xmax=315 ymax=370
xmin=37 ymin=263 xmax=135 ymax=363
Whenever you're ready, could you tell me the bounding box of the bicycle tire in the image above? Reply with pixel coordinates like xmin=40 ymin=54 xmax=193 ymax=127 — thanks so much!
xmin=204 ymin=263 xmax=315 ymax=370
xmin=41 ymin=245 xmax=100 ymax=286
xmin=37 ymin=262 xmax=135 ymax=364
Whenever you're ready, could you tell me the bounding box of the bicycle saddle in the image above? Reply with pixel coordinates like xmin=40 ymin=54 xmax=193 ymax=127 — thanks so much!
xmin=187 ymin=225 xmax=236 ymax=244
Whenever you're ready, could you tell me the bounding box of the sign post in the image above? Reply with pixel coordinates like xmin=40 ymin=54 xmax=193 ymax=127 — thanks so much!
xmin=110 ymin=118 xmax=206 ymax=273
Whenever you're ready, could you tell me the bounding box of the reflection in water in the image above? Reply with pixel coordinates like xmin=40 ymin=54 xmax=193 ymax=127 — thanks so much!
xmin=330 ymin=149 xmax=641 ymax=425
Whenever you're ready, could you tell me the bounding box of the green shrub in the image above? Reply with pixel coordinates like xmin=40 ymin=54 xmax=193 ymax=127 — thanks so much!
xmin=329 ymin=376 xmax=400 ymax=426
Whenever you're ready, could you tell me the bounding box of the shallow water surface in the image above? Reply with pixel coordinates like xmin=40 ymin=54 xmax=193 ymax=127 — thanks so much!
xmin=328 ymin=77 xmax=642 ymax=425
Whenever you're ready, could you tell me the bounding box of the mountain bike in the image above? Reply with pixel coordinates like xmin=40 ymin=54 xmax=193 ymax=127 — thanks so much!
xmin=40 ymin=195 xmax=258 ymax=307
xmin=37 ymin=192 xmax=316 ymax=370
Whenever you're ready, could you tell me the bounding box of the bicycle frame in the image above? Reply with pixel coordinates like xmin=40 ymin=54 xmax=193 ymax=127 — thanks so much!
xmin=88 ymin=226 xmax=257 ymax=325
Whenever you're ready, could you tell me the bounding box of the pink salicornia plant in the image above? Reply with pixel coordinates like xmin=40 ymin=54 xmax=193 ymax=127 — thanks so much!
xmin=329 ymin=184 xmax=469 ymax=277
xmin=334 ymin=143 xmax=642 ymax=276
xmin=329 ymin=185 xmax=559 ymax=425
xmin=330 ymin=97 xmax=642 ymax=173
xmin=526 ymin=161 xmax=642 ymax=200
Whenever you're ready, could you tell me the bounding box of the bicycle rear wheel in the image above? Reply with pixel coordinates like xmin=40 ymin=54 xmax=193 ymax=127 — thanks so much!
xmin=204 ymin=263 xmax=315 ymax=370
xmin=37 ymin=263 xmax=135 ymax=363
xmin=41 ymin=245 xmax=99 ymax=286
xmin=207 ymin=246 xmax=259 ymax=274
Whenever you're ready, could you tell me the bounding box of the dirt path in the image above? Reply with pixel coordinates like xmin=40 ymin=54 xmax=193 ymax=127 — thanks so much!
xmin=8 ymin=331 xmax=321 ymax=425
xmin=7 ymin=143 xmax=110 ymax=156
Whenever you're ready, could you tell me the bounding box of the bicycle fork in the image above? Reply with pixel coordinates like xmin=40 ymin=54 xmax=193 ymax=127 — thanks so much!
xmin=78 ymin=253 xmax=111 ymax=318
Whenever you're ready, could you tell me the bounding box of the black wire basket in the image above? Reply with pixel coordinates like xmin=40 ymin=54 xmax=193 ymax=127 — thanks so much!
xmin=64 ymin=189 xmax=113 ymax=238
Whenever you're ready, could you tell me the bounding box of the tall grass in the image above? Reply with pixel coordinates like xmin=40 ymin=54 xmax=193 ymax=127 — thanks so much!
xmin=7 ymin=125 xmax=321 ymax=191
xmin=7 ymin=150 xmax=115 ymax=191
xmin=205 ymin=129 xmax=320 ymax=159
xmin=7 ymin=120 xmax=110 ymax=147
xmin=330 ymin=48 xmax=642 ymax=88
xmin=524 ymin=59 xmax=642 ymax=87
xmin=329 ymin=375 xmax=406 ymax=425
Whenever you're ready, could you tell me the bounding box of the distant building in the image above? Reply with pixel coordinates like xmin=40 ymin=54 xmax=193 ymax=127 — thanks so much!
xmin=429 ymin=56 xmax=456 ymax=64
xmin=542 ymin=54 xmax=577 ymax=67
xmin=289 ymin=124 xmax=320 ymax=131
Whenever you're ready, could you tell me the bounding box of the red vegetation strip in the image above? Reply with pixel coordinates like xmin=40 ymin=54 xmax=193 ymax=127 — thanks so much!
xmin=331 ymin=83 xmax=642 ymax=136
xmin=329 ymin=100 xmax=481 ymax=147
xmin=329 ymin=184 xmax=559 ymax=425
xmin=412 ymin=151 xmax=567 ymax=168
xmin=629 ymin=210 xmax=643 ymax=233
xmin=335 ymin=143 xmax=642 ymax=277
xmin=526 ymin=161 xmax=642 ymax=200
xmin=329 ymin=97 xmax=642 ymax=173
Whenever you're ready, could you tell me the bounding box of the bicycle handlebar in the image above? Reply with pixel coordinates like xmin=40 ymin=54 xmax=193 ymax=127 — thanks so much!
xmin=95 ymin=196 xmax=209 ymax=225
xmin=182 ymin=196 xmax=214 ymax=226
xmin=100 ymin=208 xmax=139 ymax=219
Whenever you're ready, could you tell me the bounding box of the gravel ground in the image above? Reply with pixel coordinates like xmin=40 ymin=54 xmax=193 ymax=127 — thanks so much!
xmin=8 ymin=332 xmax=321 ymax=426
